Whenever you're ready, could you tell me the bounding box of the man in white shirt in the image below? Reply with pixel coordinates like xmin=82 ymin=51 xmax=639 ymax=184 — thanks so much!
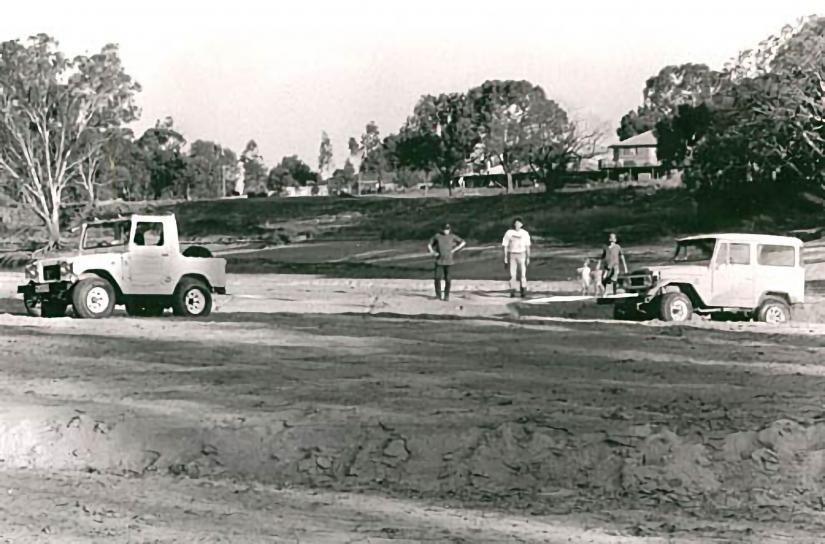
xmin=502 ymin=217 xmax=531 ymax=298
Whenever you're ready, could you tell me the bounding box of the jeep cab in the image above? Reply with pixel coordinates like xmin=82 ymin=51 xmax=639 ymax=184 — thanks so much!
xmin=609 ymin=234 xmax=804 ymax=324
xmin=17 ymin=213 xmax=227 ymax=319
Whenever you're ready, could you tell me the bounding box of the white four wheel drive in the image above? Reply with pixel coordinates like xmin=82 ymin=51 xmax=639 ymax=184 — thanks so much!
xmin=606 ymin=233 xmax=805 ymax=324
xmin=17 ymin=213 xmax=227 ymax=319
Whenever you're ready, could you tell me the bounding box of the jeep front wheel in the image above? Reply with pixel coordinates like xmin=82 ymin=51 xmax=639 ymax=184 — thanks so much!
xmin=72 ymin=277 xmax=116 ymax=319
xmin=172 ymin=278 xmax=212 ymax=317
xmin=756 ymin=297 xmax=790 ymax=325
xmin=659 ymin=292 xmax=693 ymax=322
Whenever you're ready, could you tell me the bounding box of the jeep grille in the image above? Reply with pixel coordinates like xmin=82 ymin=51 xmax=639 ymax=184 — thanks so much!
xmin=43 ymin=265 xmax=61 ymax=282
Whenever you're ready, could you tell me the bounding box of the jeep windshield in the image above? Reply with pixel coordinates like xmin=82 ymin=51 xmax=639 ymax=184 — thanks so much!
xmin=83 ymin=220 xmax=131 ymax=249
xmin=673 ymin=238 xmax=716 ymax=265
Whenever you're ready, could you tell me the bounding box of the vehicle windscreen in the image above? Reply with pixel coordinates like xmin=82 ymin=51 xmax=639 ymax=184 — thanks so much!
xmin=83 ymin=221 xmax=131 ymax=249
xmin=673 ymin=238 xmax=715 ymax=265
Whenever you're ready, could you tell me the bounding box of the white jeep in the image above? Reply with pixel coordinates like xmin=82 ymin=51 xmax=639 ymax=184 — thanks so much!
xmin=608 ymin=233 xmax=805 ymax=324
xmin=17 ymin=213 xmax=227 ymax=319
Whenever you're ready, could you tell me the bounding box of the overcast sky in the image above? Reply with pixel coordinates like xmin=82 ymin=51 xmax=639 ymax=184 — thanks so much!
xmin=1 ymin=1 xmax=821 ymax=168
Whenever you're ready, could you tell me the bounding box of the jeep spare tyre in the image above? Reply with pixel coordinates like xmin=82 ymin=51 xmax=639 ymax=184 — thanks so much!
xmin=182 ymin=245 xmax=213 ymax=258
xmin=756 ymin=296 xmax=791 ymax=324
xmin=659 ymin=292 xmax=693 ymax=322
xmin=72 ymin=277 xmax=116 ymax=319
xmin=172 ymin=278 xmax=212 ymax=317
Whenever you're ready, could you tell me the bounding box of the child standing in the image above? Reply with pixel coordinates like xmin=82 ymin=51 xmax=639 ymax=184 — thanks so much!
xmin=577 ymin=259 xmax=592 ymax=295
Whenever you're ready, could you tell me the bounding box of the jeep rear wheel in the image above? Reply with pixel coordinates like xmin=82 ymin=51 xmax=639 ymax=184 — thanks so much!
xmin=72 ymin=277 xmax=116 ymax=319
xmin=172 ymin=278 xmax=212 ymax=317
xmin=756 ymin=297 xmax=790 ymax=325
xmin=659 ymin=292 xmax=693 ymax=322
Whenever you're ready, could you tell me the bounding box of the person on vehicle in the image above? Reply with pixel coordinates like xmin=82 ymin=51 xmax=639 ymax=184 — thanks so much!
xmin=598 ymin=232 xmax=628 ymax=294
xmin=502 ymin=217 xmax=531 ymax=298
xmin=428 ymin=223 xmax=466 ymax=301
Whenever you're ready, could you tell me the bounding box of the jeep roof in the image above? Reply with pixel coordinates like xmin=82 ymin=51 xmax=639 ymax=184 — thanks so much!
xmin=678 ymin=233 xmax=803 ymax=246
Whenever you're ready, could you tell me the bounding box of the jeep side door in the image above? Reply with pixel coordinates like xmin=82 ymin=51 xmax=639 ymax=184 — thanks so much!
xmin=710 ymin=241 xmax=755 ymax=307
xmin=754 ymin=243 xmax=804 ymax=303
xmin=126 ymin=220 xmax=172 ymax=294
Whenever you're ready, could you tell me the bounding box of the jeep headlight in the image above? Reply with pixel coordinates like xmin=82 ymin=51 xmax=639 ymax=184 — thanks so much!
xmin=59 ymin=261 xmax=73 ymax=276
xmin=24 ymin=263 xmax=37 ymax=280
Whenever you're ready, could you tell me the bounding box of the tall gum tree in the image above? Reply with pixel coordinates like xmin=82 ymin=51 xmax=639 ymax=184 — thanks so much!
xmin=0 ymin=34 xmax=140 ymax=245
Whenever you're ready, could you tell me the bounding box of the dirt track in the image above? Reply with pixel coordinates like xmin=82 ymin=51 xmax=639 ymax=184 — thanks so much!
xmin=1 ymin=272 xmax=825 ymax=542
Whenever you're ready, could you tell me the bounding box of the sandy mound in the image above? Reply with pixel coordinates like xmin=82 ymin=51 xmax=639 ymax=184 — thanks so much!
xmin=3 ymin=403 xmax=823 ymax=520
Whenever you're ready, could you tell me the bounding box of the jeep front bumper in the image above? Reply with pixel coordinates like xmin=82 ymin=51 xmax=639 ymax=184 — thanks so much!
xmin=17 ymin=281 xmax=72 ymax=299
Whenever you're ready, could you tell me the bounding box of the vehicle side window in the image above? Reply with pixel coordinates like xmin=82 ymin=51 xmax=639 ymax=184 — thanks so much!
xmin=758 ymin=244 xmax=796 ymax=267
xmin=729 ymin=243 xmax=751 ymax=265
xmin=134 ymin=222 xmax=165 ymax=247
xmin=715 ymin=243 xmax=728 ymax=265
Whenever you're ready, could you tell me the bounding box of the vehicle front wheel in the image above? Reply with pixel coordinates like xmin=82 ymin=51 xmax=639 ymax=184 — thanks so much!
xmin=756 ymin=297 xmax=791 ymax=324
xmin=172 ymin=278 xmax=212 ymax=317
xmin=72 ymin=277 xmax=116 ymax=319
xmin=659 ymin=292 xmax=693 ymax=322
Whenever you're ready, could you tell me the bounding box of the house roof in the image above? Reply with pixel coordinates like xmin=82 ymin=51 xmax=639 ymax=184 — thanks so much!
xmin=610 ymin=130 xmax=657 ymax=148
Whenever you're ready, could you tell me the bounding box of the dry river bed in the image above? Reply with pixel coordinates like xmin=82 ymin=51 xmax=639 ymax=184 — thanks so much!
xmin=0 ymin=273 xmax=823 ymax=542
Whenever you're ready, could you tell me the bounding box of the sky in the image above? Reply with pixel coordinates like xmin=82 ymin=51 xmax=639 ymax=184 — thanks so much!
xmin=1 ymin=0 xmax=821 ymax=169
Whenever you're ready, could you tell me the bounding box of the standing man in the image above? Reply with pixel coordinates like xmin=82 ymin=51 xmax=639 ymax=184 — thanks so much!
xmin=502 ymin=217 xmax=532 ymax=298
xmin=428 ymin=223 xmax=466 ymax=301
xmin=598 ymin=232 xmax=628 ymax=295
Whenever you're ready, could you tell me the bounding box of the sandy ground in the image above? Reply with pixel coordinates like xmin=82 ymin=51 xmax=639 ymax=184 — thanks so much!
xmin=2 ymin=271 xmax=825 ymax=542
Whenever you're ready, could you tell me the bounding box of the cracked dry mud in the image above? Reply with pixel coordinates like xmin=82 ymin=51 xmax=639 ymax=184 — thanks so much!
xmin=0 ymin=273 xmax=825 ymax=542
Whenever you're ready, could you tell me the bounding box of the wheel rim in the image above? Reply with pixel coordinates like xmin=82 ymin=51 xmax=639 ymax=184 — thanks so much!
xmin=670 ymin=299 xmax=689 ymax=321
xmin=85 ymin=286 xmax=110 ymax=315
xmin=185 ymin=288 xmax=206 ymax=314
xmin=765 ymin=305 xmax=787 ymax=324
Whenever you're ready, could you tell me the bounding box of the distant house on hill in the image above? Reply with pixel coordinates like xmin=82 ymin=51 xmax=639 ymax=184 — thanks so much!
xmin=358 ymin=172 xmax=399 ymax=194
xmin=599 ymin=130 xmax=666 ymax=181
xmin=283 ymin=184 xmax=329 ymax=197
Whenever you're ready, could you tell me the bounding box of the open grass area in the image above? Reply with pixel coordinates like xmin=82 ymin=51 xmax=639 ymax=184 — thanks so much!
xmin=160 ymin=188 xmax=706 ymax=245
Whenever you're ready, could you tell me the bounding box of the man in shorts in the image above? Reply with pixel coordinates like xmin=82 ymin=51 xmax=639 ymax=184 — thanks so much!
xmin=428 ymin=223 xmax=466 ymax=301
xmin=502 ymin=217 xmax=532 ymax=298
xmin=598 ymin=232 xmax=628 ymax=294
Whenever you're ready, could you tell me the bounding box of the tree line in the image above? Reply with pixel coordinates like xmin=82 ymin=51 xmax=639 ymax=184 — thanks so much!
xmin=617 ymin=15 xmax=825 ymax=216
xmin=0 ymin=16 xmax=823 ymax=244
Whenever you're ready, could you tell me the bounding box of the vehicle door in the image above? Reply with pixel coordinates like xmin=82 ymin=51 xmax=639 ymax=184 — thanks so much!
xmin=754 ymin=244 xmax=802 ymax=302
xmin=711 ymin=241 xmax=754 ymax=307
xmin=126 ymin=220 xmax=171 ymax=294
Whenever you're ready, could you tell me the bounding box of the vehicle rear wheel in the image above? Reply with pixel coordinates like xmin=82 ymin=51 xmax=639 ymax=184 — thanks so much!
xmin=172 ymin=278 xmax=212 ymax=317
xmin=24 ymin=296 xmax=67 ymax=318
xmin=756 ymin=296 xmax=791 ymax=324
xmin=125 ymin=301 xmax=165 ymax=317
xmin=72 ymin=277 xmax=116 ymax=319
xmin=659 ymin=292 xmax=693 ymax=322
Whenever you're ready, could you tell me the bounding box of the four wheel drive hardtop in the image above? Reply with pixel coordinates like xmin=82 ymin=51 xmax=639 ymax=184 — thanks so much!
xmin=603 ymin=233 xmax=805 ymax=324
xmin=17 ymin=213 xmax=227 ymax=319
